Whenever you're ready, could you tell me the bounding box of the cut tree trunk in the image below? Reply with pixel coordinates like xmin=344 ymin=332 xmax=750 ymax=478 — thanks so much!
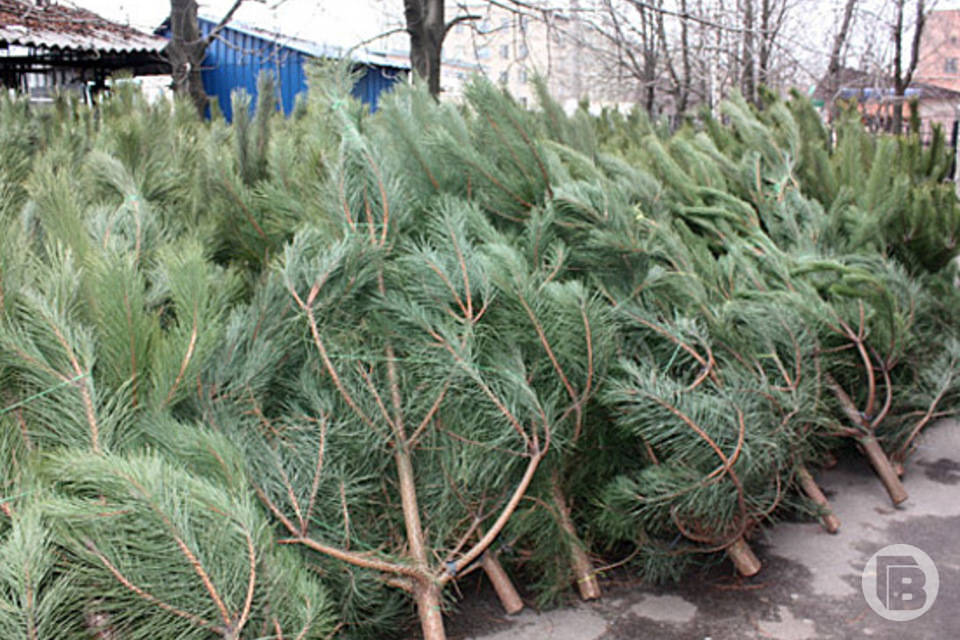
xmin=859 ymin=436 xmax=908 ymax=505
xmin=551 ymin=479 xmax=601 ymax=600
xmin=395 ymin=432 xmax=447 ymax=639
xmin=481 ymin=551 xmax=524 ymax=615
xmin=415 ymin=581 xmax=446 ymax=640
xmin=726 ymin=536 xmax=762 ymax=576
xmin=796 ymin=465 xmax=840 ymax=534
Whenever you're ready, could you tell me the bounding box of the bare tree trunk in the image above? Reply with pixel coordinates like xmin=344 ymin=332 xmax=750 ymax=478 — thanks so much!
xmin=678 ymin=0 xmax=692 ymax=114
xmin=742 ymin=0 xmax=756 ymax=103
xmin=710 ymin=0 xmax=724 ymax=116
xmin=827 ymin=0 xmax=859 ymax=79
xmin=825 ymin=0 xmax=859 ymax=116
xmin=405 ymin=0 xmax=444 ymax=96
xmin=168 ymin=0 xmax=208 ymax=115
xmin=892 ymin=0 xmax=906 ymax=134
xmin=656 ymin=0 xmax=692 ymax=120
xmin=167 ymin=0 xmax=246 ymax=116
xmin=640 ymin=5 xmax=657 ymax=114
xmin=759 ymin=0 xmax=770 ymax=87
xmin=405 ymin=0 xmax=480 ymax=97
xmin=892 ymin=0 xmax=926 ymax=134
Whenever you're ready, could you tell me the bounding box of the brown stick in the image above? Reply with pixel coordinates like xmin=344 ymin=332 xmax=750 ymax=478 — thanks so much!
xmin=859 ymin=436 xmax=908 ymax=505
xmin=481 ymin=551 xmax=524 ymax=615
xmin=551 ymin=481 xmax=600 ymax=600
xmin=443 ymin=445 xmax=545 ymax=581
xmin=796 ymin=465 xmax=840 ymax=534
xmin=415 ymin=582 xmax=447 ymax=640
xmin=726 ymin=536 xmax=762 ymax=577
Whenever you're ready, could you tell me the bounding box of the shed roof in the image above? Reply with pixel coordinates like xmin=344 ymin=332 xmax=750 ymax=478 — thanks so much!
xmin=197 ymin=14 xmax=409 ymax=70
xmin=0 ymin=0 xmax=167 ymax=55
xmin=814 ymin=67 xmax=960 ymax=103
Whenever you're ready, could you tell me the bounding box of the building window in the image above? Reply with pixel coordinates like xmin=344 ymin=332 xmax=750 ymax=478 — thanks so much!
xmin=500 ymin=44 xmax=510 ymax=59
xmin=518 ymin=68 xmax=528 ymax=84
xmin=477 ymin=46 xmax=491 ymax=60
xmin=498 ymin=71 xmax=508 ymax=85
xmin=946 ymin=58 xmax=958 ymax=74
xmin=479 ymin=19 xmax=491 ymax=33
xmin=518 ymin=44 xmax=528 ymax=59
xmin=519 ymin=96 xmax=528 ymax=108
xmin=500 ymin=17 xmax=510 ymax=29
xmin=952 ymin=36 xmax=959 ymax=45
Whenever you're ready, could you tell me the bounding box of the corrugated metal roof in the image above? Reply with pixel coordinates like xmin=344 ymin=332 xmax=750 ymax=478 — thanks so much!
xmin=0 ymin=0 xmax=166 ymax=54
xmin=199 ymin=14 xmax=409 ymax=70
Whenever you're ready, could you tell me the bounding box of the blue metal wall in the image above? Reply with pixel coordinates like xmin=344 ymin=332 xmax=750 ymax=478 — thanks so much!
xmin=167 ymin=19 xmax=403 ymax=121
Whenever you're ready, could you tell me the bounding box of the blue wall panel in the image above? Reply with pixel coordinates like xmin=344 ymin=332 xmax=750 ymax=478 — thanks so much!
xmin=166 ymin=19 xmax=403 ymax=121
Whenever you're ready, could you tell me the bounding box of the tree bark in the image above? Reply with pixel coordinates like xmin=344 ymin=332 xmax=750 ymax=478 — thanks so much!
xmin=742 ymin=0 xmax=756 ymax=104
xmin=859 ymin=436 xmax=909 ymax=505
xmin=825 ymin=0 xmax=858 ymax=116
xmin=551 ymin=479 xmax=601 ymax=600
xmin=796 ymin=464 xmax=840 ymax=533
xmin=726 ymin=536 xmax=761 ymax=576
xmin=678 ymin=0 xmax=692 ymax=114
xmin=827 ymin=0 xmax=858 ymax=80
xmin=892 ymin=0 xmax=926 ymax=135
xmin=641 ymin=5 xmax=657 ymax=114
xmin=405 ymin=0 xmax=445 ymax=96
xmin=395 ymin=420 xmax=450 ymax=640
xmin=415 ymin=581 xmax=447 ymax=640
xmin=759 ymin=0 xmax=771 ymax=87
xmin=892 ymin=0 xmax=906 ymax=134
xmin=482 ymin=551 xmax=524 ymax=614
xmin=168 ymin=0 xmax=246 ymax=116
xmin=168 ymin=0 xmax=209 ymax=116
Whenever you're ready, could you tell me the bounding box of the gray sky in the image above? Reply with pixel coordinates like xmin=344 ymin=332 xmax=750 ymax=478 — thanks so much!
xmin=69 ymin=0 xmax=960 ymax=85
xmin=73 ymin=0 xmax=399 ymax=50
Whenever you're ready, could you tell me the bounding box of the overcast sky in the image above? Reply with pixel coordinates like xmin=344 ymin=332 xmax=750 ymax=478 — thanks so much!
xmin=69 ymin=0 xmax=960 ymax=83
xmin=72 ymin=0 xmax=402 ymax=50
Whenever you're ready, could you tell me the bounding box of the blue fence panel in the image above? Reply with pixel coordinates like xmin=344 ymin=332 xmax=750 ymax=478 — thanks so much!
xmin=169 ymin=19 xmax=405 ymax=121
xmin=351 ymin=65 xmax=404 ymax=112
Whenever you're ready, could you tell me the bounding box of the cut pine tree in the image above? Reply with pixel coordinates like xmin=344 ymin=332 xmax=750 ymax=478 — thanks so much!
xmin=201 ymin=115 xmax=611 ymax=639
xmin=599 ymin=312 xmax=793 ymax=584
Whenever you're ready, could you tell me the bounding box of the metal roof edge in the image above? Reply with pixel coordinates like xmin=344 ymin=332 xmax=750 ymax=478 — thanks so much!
xmin=196 ymin=15 xmax=410 ymax=70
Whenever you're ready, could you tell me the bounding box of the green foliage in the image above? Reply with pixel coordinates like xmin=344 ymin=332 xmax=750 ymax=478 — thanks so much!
xmin=0 ymin=68 xmax=957 ymax=639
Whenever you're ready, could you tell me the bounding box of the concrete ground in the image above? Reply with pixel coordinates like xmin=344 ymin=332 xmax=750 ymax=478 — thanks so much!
xmin=453 ymin=419 xmax=960 ymax=640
